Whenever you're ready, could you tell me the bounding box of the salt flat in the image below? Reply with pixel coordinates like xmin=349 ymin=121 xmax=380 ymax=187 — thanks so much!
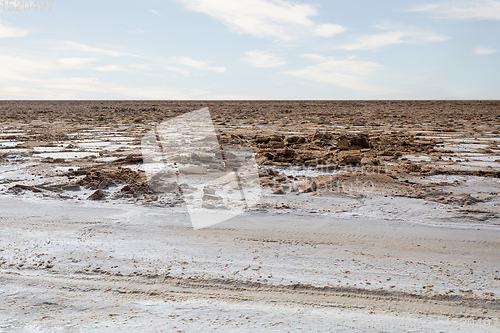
xmin=0 ymin=194 xmax=499 ymax=331
xmin=1 ymin=101 xmax=499 ymax=331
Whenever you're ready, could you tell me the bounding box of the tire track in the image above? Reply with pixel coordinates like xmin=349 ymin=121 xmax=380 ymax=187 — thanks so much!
xmin=1 ymin=270 xmax=499 ymax=320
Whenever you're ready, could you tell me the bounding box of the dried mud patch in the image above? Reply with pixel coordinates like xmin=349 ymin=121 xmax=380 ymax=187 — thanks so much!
xmin=74 ymin=167 xmax=153 ymax=198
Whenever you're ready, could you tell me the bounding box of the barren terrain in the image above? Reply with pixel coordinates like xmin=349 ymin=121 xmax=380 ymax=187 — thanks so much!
xmin=0 ymin=101 xmax=499 ymax=331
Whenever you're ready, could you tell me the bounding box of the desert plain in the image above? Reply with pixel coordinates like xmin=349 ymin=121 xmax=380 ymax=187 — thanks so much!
xmin=0 ymin=100 xmax=499 ymax=332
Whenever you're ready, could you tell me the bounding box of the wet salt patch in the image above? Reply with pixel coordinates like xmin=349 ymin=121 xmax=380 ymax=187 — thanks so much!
xmin=0 ymin=141 xmax=24 ymax=148
xmin=82 ymin=128 xmax=110 ymax=133
xmin=417 ymin=174 xmax=467 ymax=183
xmin=443 ymin=157 xmax=500 ymax=168
xmin=459 ymin=143 xmax=491 ymax=149
xmin=95 ymin=157 xmax=119 ymax=162
xmin=73 ymin=139 xmax=100 ymax=142
xmin=436 ymin=143 xmax=490 ymax=151
xmin=32 ymin=147 xmax=63 ymax=152
xmin=262 ymin=130 xmax=304 ymax=135
xmin=1 ymin=129 xmax=25 ymax=133
xmin=402 ymin=155 xmax=432 ymax=162
xmin=455 ymin=152 xmax=490 ymax=157
xmin=452 ymin=154 xmax=500 ymax=162
xmin=0 ymin=132 xmax=25 ymax=136
xmin=4 ymin=156 xmax=29 ymax=163
xmin=105 ymin=136 xmax=135 ymax=141
xmin=104 ymin=144 xmax=138 ymax=151
xmin=0 ymin=169 xmax=36 ymax=182
xmin=420 ymin=136 xmax=455 ymax=140
xmin=1 ymin=148 xmax=29 ymax=154
xmin=438 ymin=163 xmax=500 ymax=171
xmin=69 ymin=132 xmax=94 ymax=136
xmin=0 ymin=162 xmax=36 ymax=174
xmin=410 ymin=130 xmax=435 ymax=134
xmin=458 ymin=161 xmax=500 ymax=168
xmin=36 ymin=152 xmax=99 ymax=159
xmin=446 ymin=138 xmax=487 ymax=143
xmin=418 ymin=131 xmax=457 ymax=137
xmin=273 ymin=166 xmax=345 ymax=178
xmin=76 ymin=141 xmax=112 ymax=148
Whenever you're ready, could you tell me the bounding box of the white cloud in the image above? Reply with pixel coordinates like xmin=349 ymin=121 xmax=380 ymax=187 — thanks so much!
xmin=474 ymin=45 xmax=498 ymax=55
xmin=341 ymin=32 xmax=407 ymax=51
xmin=313 ymin=24 xmax=346 ymax=38
xmin=242 ymin=50 xmax=286 ymax=68
xmin=131 ymin=64 xmax=150 ymax=70
xmin=340 ymin=26 xmax=448 ymax=51
xmin=176 ymin=0 xmax=345 ymax=40
xmin=285 ymin=54 xmax=391 ymax=92
xmin=0 ymin=55 xmax=56 ymax=81
xmin=95 ymin=65 xmax=122 ymax=72
xmin=164 ymin=66 xmax=191 ymax=77
xmin=300 ymin=53 xmax=326 ymax=61
xmin=149 ymin=9 xmax=161 ymax=16
xmin=65 ymin=41 xmax=141 ymax=58
xmin=0 ymin=20 xmax=28 ymax=38
xmin=59 ymin=57 xmax=96 ymax=68
xmin=168 ymin=56 xmax=226 ymax=73
xmin=0 ymin=54 xmax=205 ymax=99
xmin=409 ymin=0 xmax=500 ymax=20
xmin=95 ymin=64 xmax=155 ymax=73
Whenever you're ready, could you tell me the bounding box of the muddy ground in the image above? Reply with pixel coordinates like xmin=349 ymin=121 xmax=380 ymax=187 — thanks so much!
xmin=1 ymin=100 xmax=499 ymax=223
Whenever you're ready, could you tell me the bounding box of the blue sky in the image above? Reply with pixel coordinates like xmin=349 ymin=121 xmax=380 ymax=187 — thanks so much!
xmin=0 ymin=0 xmax=499 ymax=99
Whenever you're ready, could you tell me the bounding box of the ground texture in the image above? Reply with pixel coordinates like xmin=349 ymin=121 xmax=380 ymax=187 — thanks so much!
xmin=0 ymin=101 xmax=499 ymax=332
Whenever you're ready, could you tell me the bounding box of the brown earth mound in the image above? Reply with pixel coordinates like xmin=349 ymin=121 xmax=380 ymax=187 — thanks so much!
xmin=75 ymin=167 xmax=153 ymax=197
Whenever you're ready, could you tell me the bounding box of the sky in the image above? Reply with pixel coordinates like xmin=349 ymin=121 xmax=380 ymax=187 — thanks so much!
xmin=0 ymin=0 xmax=499 ymax=100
